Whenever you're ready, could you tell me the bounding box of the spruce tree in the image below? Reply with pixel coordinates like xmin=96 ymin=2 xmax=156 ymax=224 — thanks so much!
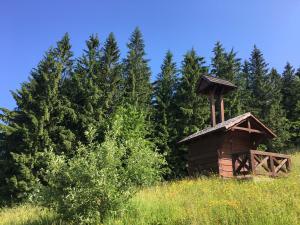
xmin=100 ymin=33 xmax=123 ymax=117
xmin=238 ymin=60 xmax=252 ymax=113
xmin=211 ymin=42 xmax=228 ymax=78
xmin=153 ymin=51 xmax=177 ymax=175
xmin=173 ymin=49 xmax=209 ymax=176
xmin=247 ymin=46 xmax=269 ymax=119
xmin=123 ymin=28 xmax=152 ymax=109
xmin=67 ymin=35 xmax=105 ymax=143
xmin=211 ymin=42 xmax=241 ymax=118
xmin=281 ymin=63 xmax=298 ymax=120
xmin=0 ymin=34 xmax=76 ymax=201
xmin=264 ymin=68 xmax=290 ymax=150
xmin=281 ymin=63 xmax=300 ymax=148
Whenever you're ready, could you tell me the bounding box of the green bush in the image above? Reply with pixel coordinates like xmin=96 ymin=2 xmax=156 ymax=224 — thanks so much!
xmin=39 ymin=105 xmax=165 ymax=224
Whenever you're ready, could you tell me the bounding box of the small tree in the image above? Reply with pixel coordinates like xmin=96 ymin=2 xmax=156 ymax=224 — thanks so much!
xmin=40 ymin=105 xmax=165 ymax=224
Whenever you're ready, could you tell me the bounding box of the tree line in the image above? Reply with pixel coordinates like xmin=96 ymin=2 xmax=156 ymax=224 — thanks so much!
xmin=1 ymin=28 xmax=300 ymax=208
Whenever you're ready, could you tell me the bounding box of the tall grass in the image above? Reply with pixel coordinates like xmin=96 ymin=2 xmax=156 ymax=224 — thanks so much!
xmin=0 ymin=204 xmax=58 ymax=225
xmin=1 ymin=153 xmax=300 ymax=225
xmin=106 ymin=153 xmax=300 ymax=225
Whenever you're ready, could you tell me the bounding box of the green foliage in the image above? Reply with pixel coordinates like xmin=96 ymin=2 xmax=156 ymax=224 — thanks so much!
xmin=264 ymin=69 xmax=290 ymax=150
xmin=40 ymin=105 xmax=165 ymax=224
xmin=1 ymin=30 xmax=300 ymax=210
xmin=153 ymin=51 xmax=177 ymax=177
xmin=104 ymin=153 xmax=300 ymax=225
xmin=173 ymin=49 xmax=209 ymax=176
xmin=100 ymin=33 xmax=123 ymax=117
xmin=123 ymin=28 xmax=152 ymax=109
xmin=246 ymin=46 xmax=290 ymax=150
xmin=211 ymin=42 xmax=242 ymax=118
xmin=0 ymin=34 xmax=76 ymax=202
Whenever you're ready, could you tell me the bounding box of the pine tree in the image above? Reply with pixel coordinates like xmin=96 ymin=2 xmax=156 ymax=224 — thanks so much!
xmin=123 ymin=28 xmax=152 ymax=109
xmin=0 ymin=34 xmax=76 ymax=201
xmin=173 ymin=49 xmax=209 ymax=176
xmin=153 ymin=51 xmax=177 ymax=175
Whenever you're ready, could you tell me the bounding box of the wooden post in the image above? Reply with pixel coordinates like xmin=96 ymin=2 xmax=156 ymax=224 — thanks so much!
xmin=250 ymin=151 xmax=256 ymax=175
xmin=270 ymin=156 xmax=275 ymax=177
xmin=209 ymin=93 xmax=216 ymax=127
xmin=287 ymin=158 xmax=292 ymax=172
xmin=219 ymin=95 xmax=224 ymax=123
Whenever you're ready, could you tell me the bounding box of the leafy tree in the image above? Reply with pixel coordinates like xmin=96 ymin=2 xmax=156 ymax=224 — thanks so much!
xmin=123 ymin=28 xmax=152 ymax=109
xmin=153 ymin=51 xmax=177 ymax=175
xmin=41 ymin=105 xmax=165 ymax=224
xmin=173 ymin=49 xmax=209 ymax=176
xmin=0 ymin=34 xmax=76 ymax=202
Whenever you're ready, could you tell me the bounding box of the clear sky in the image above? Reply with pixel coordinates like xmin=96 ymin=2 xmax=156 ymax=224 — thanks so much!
xmin=1 ymin=0 xmax=300 ymax=110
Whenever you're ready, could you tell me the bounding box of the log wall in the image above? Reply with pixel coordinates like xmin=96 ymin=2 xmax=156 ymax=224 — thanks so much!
xmin=218 ymin=131 xmax=252 ymax=177
xmin=187 ymin=132 xmax=224 ymax=175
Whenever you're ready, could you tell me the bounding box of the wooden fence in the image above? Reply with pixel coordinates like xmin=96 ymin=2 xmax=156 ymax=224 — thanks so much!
xmin=232 ymin=150 xmax=291 ymax=177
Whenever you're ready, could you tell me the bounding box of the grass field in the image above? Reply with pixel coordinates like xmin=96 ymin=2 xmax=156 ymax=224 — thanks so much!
xmin=1 ymin=153 xmax=300 ymax=225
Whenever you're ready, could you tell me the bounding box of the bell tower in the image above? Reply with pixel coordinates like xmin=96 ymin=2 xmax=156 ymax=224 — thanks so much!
xmin=197 ymin=75 xmax=236 ymax=126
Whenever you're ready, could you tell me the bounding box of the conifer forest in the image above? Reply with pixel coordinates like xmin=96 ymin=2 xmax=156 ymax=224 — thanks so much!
xmin=1 ymin=28 xmax=300 ymax=224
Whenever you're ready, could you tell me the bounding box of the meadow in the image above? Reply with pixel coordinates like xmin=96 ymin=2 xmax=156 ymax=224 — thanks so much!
xmin=1 ymin=153 xmax=300 ymax=225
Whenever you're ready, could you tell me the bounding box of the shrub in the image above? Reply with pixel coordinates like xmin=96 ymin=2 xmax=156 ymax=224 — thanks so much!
xmin=40 ymin=105 xmax=165 ymax=224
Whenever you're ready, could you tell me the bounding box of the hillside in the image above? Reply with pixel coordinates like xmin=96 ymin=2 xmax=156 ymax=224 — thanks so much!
xmin=1 ymin=153 xmax=300 ymax=225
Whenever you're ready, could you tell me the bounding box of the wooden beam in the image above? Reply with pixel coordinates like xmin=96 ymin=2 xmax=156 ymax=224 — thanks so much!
xmin=219 ymin=95 xmax=224 ymax=123
xmin=270 ymin=156 xmax=275 ymax=177
xmin=254 ymin=156 xmax=269 ymax=171
xmin=250 ymin=150 xmax=291 ymax=159
xmin=254 ymin=155 xmax=270 ymax=172
xmin=232 ymin=126 xmax=264 ymax=134
xmin=274 ymin=158 xmax=288 ymax=173
xmin=247 ymin=119 xmax=251 ymax=129
xmin=209 ymin=92 xmax=216 ymax=127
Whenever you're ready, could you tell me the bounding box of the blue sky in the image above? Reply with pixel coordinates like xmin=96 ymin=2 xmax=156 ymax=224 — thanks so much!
xmin=1 ymin=0 xmax=300 ymax=110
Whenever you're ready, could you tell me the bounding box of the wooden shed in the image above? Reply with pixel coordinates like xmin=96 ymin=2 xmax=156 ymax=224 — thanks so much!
xmin=179 ymin=76 xmax=291 ymax=178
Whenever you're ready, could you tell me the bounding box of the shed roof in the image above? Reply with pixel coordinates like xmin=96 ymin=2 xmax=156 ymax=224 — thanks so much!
xmin=198 ymin=75 xmax=237 ymax=95
xmin=178 ymin=112 xmax=276 ymax=144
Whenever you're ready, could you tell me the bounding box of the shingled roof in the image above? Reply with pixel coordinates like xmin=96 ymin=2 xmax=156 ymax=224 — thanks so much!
xmin=203 ymin=75 xmax=236 ymax=87
xmin=178 ymin=112 xmax=276 ymax=144
xmin=198 ymin=75 xmax=237 ymax=95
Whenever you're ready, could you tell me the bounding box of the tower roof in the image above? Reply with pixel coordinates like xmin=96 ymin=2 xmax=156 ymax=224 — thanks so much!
xmin=197 ymin=75 xmax=237 ymax=95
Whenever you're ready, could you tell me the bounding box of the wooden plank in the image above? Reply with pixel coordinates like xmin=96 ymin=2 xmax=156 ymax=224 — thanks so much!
xmin=250 ymin=151 xmax=256 ymax=175
xmin=250 ymin=150 xmax=291 ymax=159
xmin=275 ymin=159 xmax=288 ymax=173
xmin=254 ymin=156 xmax=269 ymax=171
xmin=270 ymin=156 xmax=275 ymax=177
xmin=254 ymin=155 xmax=270 ymax=172
xmin=232 ymin=126 xmax=264 ymax=134
xmin=209 ymin=92 xmax=216 ymax=127
xmin=220 ymin=95 xmax=224 ymax=123
xmin=287 ymin=158 xmax=292 ymax=171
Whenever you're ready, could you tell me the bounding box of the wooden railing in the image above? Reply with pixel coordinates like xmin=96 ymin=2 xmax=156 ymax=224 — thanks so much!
xmin=232 ymin=150 xmax=291 ymax=177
